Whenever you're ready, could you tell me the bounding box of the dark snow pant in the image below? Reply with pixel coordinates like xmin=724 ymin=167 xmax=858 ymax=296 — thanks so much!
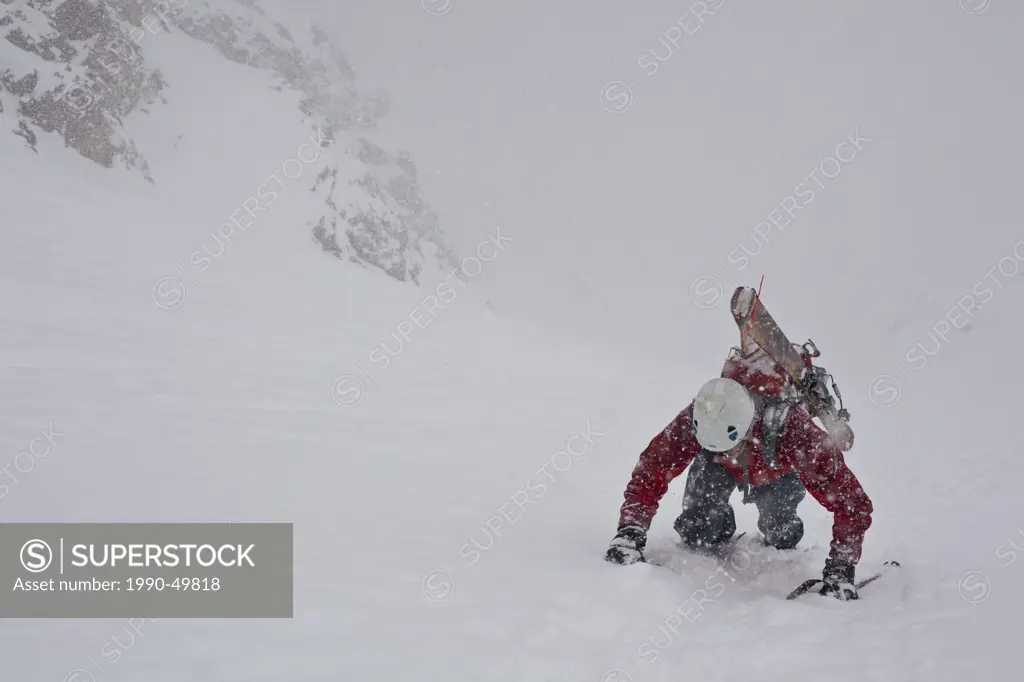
xmin=673 ymin=451 xmax=806 ymax=550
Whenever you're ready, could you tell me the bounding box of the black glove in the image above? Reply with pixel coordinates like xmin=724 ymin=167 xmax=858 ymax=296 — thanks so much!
xmin=605 ymin=526 xmax=647 ymax=565
xmin=819 ymin=557 xmax=857 ymax=600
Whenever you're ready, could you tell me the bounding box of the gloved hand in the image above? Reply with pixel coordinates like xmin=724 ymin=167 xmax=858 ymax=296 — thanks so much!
xmin=818 ymin=556 xmax=858 ymax=600
xmin=605 ymin=526 xmax=647 ymax=565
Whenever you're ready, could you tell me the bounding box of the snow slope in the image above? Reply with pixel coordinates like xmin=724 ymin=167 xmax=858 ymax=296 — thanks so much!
xmin=3 ymin=122 xmax=1023 ymax=682
xmin=3 ymin=2 xmax=1024 ymax=682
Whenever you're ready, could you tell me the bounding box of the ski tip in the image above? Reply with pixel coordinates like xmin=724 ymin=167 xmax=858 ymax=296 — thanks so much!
xmin=730 ymin=287 xmax=756 ymax=316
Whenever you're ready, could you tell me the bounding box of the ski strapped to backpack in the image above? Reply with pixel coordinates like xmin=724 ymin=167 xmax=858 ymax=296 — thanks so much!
xmin=729 ymin=285 xmax=854 ymax=452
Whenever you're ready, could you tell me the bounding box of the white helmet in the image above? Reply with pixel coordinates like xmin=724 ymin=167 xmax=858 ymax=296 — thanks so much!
xmin=691 ymin=378 xmax=756 ymax=452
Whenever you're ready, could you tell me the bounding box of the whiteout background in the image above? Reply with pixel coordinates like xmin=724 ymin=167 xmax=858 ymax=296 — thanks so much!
xmin=2 ymin=1 xmax=1023 ymax=681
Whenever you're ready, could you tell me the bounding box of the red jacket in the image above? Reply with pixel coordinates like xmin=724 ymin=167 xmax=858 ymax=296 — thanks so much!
xmin=616 ymin=347 xmax=873 ymax=564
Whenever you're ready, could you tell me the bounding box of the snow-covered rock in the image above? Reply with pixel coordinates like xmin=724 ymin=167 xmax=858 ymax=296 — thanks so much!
xmin=1 ymin=0 xmax=455 ymax=282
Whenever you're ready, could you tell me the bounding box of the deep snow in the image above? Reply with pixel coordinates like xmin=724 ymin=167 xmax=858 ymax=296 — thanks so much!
xmin=3 ymin=2 xmax=1024 ymax=681
xmin=3 ymin=125 xmax=1023 ymax=681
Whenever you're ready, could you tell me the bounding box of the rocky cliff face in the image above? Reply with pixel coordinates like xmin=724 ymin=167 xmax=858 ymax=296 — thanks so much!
xmin=1 ymin=0 xmax=455 ymax=283
xmin=0 ymin=0 xmax=164 ymax=177
xmin=311 ymin=138 xmax=453 ymax=284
